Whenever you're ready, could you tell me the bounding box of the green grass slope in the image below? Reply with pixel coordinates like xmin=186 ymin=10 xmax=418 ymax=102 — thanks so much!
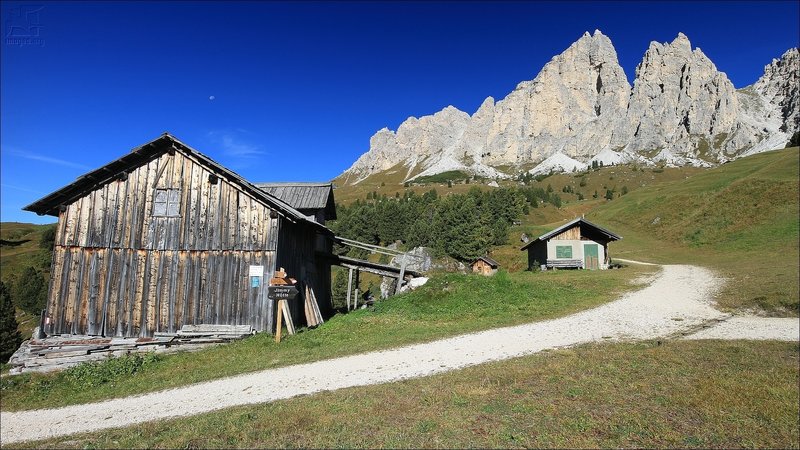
xmin=0 ymin=222 xmax=56 ymax=337
xmin=0 ymin=222 xmax=54 ymax=283
xmin=589 ymin=147 xmax=799 ymax=315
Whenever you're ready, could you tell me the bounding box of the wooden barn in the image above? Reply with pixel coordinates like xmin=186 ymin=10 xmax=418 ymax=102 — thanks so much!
xmin=24 ymin=133 xmax=334 ymax=338
xmin=470 ymin=256 xmax=499 ymax=276
xmin=521 ymin=218 xmax=621 ymax=270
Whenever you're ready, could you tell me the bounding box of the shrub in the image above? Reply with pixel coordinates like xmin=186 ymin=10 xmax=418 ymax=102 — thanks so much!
xmin=65 ymin=352 xmax=161 ymax=387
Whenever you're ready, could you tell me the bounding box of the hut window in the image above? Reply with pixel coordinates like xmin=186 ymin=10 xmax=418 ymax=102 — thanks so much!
xmin=153 ymin=188 xmax=181 ymax=217
xmin=555 ymin=245 xmax=572 ymax=259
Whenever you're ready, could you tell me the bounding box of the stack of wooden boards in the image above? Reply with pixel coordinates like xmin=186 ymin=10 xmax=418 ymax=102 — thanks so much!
xmin=169 ymin=324 xmax=255 ymax=342
xmin=7 ymin=324 xmax=255 ymax=375
xmin=304 ymin=284 xmax=324 ymax=327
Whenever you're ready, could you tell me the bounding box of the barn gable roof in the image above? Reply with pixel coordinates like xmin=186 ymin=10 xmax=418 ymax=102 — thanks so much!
xmin=23 ymin=133 xmax=332 ymax=233
xmin=472 ymin=256 xmax=499 ymax=268
xmin=254 ymin=182 xmax=336 ymax=220
xmin=520 ymin=218 xmax=621 ymax=250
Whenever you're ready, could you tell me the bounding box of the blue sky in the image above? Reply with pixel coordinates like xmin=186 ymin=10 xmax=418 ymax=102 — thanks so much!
xmin=2 ymin=1 xmax=798 ymax=224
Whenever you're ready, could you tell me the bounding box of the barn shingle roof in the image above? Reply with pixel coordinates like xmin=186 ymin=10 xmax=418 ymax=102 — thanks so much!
xmin=23 ymin=133 xmax=332 ymax=234
xmin=254 ymin=182 xmax=336 ymax=220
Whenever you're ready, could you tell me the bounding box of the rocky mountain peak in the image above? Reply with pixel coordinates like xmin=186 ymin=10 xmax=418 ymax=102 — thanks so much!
xmin=340 ymin=32 xmax=797 ymax=184
xmin=752 ymin=47 xmax=799 ymax=133
xmin=625 ymin=33 xmax=741 ymax=161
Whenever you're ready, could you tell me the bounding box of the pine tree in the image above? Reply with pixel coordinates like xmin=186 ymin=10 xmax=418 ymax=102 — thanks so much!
xmin=0 ymin=281 xmax=23 ymax=363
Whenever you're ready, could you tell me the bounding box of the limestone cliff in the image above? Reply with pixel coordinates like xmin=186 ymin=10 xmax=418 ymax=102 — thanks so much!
xmin=342 ymin=32 xmax=799 ymax=183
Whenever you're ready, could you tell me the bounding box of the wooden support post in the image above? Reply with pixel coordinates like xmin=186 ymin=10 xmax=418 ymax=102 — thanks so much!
xmin=281 ymin=299 xmax=295 ymax=335
xmin=353 ymin=270 xmax=360 ymax=309
xmin=346 ymin=267 xmax=354 ymax=311
xmin=275 ymin=300 xmax=284 ymax=343
xmin=395 ymin=257 xmax=407 ymax=295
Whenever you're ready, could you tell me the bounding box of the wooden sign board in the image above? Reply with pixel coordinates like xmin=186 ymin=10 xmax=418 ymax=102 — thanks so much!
xmin=268 ymin=285 xmax=298 ymax=301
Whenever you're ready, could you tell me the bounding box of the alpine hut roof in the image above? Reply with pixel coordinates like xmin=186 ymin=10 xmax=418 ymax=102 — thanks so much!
xmin=520 ymin=218 xmax=621 ymax=251
xmin=472 ymin=256 xmax=499 ymax=268
xmin=254 ymin=182 xmax=336 ymax=220
xmin=23 ymin=133 xmax=331 ymax=234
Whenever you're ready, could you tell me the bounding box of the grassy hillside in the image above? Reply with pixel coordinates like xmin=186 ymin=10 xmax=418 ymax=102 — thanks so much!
xmin=0 ymin=222 xmax=54 ymax=283
xmin=335 ymin=150 xmax=798 ymax=315
xmin=333 ymin=163 xmax=703 ymax=206
xmin=0 ymin=222 xmax=56 ymax=337
xmin=588 ymin=147 xmax=799 ymax=315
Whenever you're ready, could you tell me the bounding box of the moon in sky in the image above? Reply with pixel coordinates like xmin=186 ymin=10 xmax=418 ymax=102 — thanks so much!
xmin=209 ymin=95 xmax=215 ymax=101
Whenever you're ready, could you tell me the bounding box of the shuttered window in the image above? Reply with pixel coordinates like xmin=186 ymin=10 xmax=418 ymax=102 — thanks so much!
xmin=555 ymin=245 xmax=572 ymax=259
xmin=153 ymin=189 xmax=181 ymax=217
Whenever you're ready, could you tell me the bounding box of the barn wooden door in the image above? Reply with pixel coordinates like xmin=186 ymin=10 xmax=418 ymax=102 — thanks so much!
xmin=584 ymin=244 xmax=599 ymax=270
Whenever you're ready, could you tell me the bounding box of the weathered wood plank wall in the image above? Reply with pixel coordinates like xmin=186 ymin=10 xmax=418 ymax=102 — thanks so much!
xmin=46 ymin=150 xmax=280 ymax=337
xmin=552 ymin=226 xmax=580 ymax=241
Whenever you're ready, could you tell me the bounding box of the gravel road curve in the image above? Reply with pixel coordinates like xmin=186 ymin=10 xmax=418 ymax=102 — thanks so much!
xmin=1 ymin=263 xmax=797 ymax=444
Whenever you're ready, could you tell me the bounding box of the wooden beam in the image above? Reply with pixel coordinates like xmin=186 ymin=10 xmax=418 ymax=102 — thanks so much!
xmin=275 ymin=299 xmax=283 ymax=343
xmin=395 ymin=258 xmax=407 ymax=295
xmin=346 ymin=267 xmax=353 ymax=311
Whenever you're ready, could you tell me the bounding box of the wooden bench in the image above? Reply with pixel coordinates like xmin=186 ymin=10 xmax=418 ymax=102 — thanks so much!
xmin=546 ymin=259 xmax=583 ymax=269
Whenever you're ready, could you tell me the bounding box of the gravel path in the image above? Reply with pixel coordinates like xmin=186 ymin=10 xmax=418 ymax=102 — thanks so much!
xmin=1 ymin=263 xmax=797 ymax=444
xmin=684 ymin=317 xmax=800 ymax=341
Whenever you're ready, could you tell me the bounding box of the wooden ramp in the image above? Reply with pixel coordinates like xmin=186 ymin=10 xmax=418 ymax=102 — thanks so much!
xmin=318 ymin=253 xmax=422 ymax=278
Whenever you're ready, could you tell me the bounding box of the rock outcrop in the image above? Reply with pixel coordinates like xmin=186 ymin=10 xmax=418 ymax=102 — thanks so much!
xmin=625 ymin=33 xmax=742 ymax=163
xmin=341 ymin=32 xmax=799 ymax=183
xmin=753 ymin=47 xmax=800 ymax=133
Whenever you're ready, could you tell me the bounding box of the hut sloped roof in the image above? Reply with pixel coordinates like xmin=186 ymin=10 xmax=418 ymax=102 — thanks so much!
xmin=472 ymin=256 xmax=499 ymax=268
xmin=520 ymin=218 xmax=621 ymax=251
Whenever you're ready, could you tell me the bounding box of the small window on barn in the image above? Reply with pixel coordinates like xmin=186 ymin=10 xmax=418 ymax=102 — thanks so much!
xmin=555 ymin=245 xmax=572 ymax=259
xmin=153 ymin=189 xmax=181 ymax=217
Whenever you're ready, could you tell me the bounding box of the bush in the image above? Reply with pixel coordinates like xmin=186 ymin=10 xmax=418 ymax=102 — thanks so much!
xmin=13 ymin=267 xmax=47 ymax=316
xmin=1 ymin=281 xmax=23 ymax=363
xmin=39 ymin=225 xmax=56 ymax=251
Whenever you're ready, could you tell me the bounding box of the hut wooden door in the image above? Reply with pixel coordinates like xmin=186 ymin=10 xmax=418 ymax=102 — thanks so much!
xmin=583 ymin=244 xmax=599 ymax=270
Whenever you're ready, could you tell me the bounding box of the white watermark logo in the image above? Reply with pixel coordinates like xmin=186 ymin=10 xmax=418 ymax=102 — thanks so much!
xmin=5 ymin=5 xmax=45 ymax=47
